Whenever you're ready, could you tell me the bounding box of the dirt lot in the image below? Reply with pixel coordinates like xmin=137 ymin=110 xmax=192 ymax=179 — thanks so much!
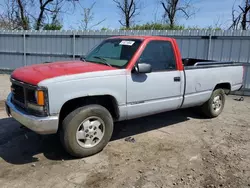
xmin=0 ymin=74 xmax=250 ymax=188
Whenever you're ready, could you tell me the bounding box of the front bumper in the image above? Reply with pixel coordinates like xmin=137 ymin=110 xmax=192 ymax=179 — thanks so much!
xmin=5 ymin=93 xmax=59 ymax=135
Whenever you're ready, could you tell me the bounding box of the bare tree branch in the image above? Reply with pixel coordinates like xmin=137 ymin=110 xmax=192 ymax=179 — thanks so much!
xmin=80 ymin=2 xmax=106 ymax=30
xmin=0 ymin=0 xmax=78 ymax=30
xmin=44 ymin=7 xmax=58 ymax=13
xmin=229 ymin=0 xmax=250 ymax=30
xmin=113 ymin=0 xmax=141 ymax=28
xmin=176 ymin=7 xmax=190 ymax=18
xmin=35 ymin=0 xmax=54 ymax=30
xmin=89 ymin=19 xmax=106 ymax=29
xmin=160 ymin=0 xmax=195 ymax=29
xmin=17 ymin=0 xmax=29 ymax=29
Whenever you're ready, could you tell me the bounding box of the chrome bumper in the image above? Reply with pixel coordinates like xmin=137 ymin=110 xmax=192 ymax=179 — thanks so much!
xmin=5 ymin=93 xmax=59 ymax=135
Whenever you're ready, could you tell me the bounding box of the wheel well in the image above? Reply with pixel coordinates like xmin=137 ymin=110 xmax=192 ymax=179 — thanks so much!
xmin=214 ymin=83 xmax=231 ymax=94
xmin=58 ymin=95 xmax=119 ymax=129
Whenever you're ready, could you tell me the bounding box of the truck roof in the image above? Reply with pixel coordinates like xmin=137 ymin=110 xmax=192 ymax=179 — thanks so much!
xmin=109 ymin=35 xmax=171 ymax=40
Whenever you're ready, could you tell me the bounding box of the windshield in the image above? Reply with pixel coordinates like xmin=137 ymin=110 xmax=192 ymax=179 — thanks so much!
xmin=84 ymin=38 xmax=142 ymax=68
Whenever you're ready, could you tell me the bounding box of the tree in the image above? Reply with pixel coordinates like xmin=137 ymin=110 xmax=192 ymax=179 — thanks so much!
xmin=121 ymin=22 xmax=185 ymax=30
xmin=160 ymin=0 xmax=195 ymax=29
xmin=0 ymin=2 xmax=14 ymax=29
xmin=0 ymin=0 xmax=29 ymax=30
xmin=35 ymin=0 xmax=54 ymax=30
xmin=120 ymin=22 xmax=222 ymax=30
xmin=16 ymin=0 xmax=30 ymax=29
xmin=34 ymin=0 xmax=76 ymax=30
xmin=80 ymin=2 xmax=105 ymax=30
xmin=0 ymin=0 xmax=77 ymax=30
xmin=229 ymin=0 xmax=250 ymax=30
xmin=43 ymin=8 xmax=63 ymax=30
xmin=113 ymin=0 xmax=140 ymax=29
xmin=0 ymin=17 xmax=14 ymax=29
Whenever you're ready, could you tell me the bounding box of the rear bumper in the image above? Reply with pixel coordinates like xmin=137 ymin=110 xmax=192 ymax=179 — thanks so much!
xmin=5 ymin=93 xmax=59 ymax=135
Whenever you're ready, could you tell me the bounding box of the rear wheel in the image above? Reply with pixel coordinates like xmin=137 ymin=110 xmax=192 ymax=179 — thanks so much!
xmin=60 ymin=104 xmax=113 ymax=157
xmin=201 ymin=89 xmax=225 ymax=118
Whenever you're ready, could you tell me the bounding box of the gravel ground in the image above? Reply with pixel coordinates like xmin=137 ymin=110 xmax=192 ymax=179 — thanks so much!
xmin=0 ymin=74 xmax=250 ymax=188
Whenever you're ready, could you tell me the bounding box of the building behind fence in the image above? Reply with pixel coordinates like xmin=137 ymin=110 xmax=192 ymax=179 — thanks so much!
xmin=0 ymin=29 xmax=250 ymax=95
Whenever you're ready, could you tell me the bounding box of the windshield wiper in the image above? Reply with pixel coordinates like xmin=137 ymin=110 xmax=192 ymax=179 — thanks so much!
xmin=80 ymin=55 xmax=86 ymax=62
xmin=93 ymin=56 xmax=112 ymax=67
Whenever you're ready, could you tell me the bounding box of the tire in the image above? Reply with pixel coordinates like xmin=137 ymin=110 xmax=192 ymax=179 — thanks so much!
xmin=60 ymin=104 xmax=113 ymax=157
xmin=201 ymin=89 xmax=225 ymax=118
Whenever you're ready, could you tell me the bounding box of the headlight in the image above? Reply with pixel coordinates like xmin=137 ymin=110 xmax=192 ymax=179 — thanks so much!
xmin=27 ymin=102 xmax=44 ymax=112
xmin=27 ymin=89 xmax=48 ymax=116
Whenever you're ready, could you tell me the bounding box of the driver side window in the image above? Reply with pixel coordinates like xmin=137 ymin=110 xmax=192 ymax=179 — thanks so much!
xmin=139 ymin=40 xmax=176 ymax=72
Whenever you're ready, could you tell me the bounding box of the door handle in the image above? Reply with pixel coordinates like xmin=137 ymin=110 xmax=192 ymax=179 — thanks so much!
xmin=174 ymin=77 xmax=181 ymax=82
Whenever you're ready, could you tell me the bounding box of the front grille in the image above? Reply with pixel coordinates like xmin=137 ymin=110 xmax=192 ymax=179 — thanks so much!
xmin=11 ymin=80 xmax=37 ymax=108
xmin=27 ymin=89 xmax=37 ymax=103
xmin=12 ymin=83 xmax=25 ymax=104
xmin=11 ymin=79 xmax=48 ymax=117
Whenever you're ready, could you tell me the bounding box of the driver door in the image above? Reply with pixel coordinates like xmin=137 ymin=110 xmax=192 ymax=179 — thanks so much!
xmin=126 ymin=40 xmax=183 ymax=119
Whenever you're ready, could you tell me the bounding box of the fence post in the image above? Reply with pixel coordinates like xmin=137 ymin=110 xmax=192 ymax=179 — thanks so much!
xmin=73 ymin=32 xmax=76 ymax=60
xmin=207 ymin=31 xmax=212 ymax=60
xmin=23 ymin=32 xmax=27 ymax=66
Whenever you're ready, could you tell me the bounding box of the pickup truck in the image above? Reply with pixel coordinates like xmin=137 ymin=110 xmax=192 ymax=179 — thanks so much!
xmin=5 ymin=36 xmax=244 ymax=157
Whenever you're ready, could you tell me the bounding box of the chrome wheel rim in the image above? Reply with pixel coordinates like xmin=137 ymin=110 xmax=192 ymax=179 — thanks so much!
xmin=212 ymin=95 xmax=222 ymax=112
xmin=76 ymin=116 xmax=105 ymax=148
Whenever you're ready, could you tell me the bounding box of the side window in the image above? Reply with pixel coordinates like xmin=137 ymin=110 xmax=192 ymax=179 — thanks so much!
xmin=139 ymin=40 xmax=176 ymax=71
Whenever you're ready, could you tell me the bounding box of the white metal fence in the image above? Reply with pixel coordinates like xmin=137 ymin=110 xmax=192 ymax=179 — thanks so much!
xmin=0 ymin=29 xmax=250 ymax=94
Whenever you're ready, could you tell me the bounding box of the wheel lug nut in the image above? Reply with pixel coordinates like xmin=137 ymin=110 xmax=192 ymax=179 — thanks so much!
xmin=85 ymin=129 xmax=89 ymax=133
xmin=86 ymin=134 xmax=89 ymax=137
xmin=94 ymin=132 xmax=97 ymax=135
xmin=89 ymin=126 xmax=92 ymax=129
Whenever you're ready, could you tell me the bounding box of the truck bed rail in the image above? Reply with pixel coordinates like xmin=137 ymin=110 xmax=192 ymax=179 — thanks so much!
xmin=193 ymin=61 xmax=235 ymax=66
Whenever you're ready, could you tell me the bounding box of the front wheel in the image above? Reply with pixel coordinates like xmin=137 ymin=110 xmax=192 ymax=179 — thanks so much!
xmin=60 ymin=105 xmax=113 ymax=157
xmin=201 ymin=89 xmax=225 ymax=118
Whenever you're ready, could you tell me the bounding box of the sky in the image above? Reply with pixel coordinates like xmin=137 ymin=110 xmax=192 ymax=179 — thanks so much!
xmin=0 ymin=0 xmax=242 ymax=30
xmin=62 ymin=0 xmax=241 ymax=30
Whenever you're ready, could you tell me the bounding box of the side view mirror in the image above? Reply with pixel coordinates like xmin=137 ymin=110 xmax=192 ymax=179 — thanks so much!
xmin=134 ymin=63 xmax=152 ymax=73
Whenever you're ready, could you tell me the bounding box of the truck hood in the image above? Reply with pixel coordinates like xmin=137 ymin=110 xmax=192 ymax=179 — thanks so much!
xmin=11 ymin=61 xmax=117 ymax=85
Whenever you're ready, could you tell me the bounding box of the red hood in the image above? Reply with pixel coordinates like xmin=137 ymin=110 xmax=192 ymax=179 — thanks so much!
xmin=11 ymin=61 xmax=117 ymax=85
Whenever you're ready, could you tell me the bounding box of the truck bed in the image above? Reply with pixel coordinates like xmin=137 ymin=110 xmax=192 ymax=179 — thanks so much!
xmin=181 ymin=58 xmax=244 ymax=108
xmin=182 ymin=58 xmax=243 ymax=68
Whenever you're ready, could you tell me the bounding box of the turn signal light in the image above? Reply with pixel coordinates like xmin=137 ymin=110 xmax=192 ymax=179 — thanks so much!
xmin=37 ymin=90 xmax=45 ymax=106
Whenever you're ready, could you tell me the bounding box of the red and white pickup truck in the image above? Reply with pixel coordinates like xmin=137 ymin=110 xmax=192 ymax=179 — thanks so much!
xmin=5 ymin=36 xmax=244 ymax=157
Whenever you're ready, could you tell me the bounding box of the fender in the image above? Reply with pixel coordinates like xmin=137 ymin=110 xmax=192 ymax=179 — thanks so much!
xmin=38 ymin=69 xmax=127 ymax=117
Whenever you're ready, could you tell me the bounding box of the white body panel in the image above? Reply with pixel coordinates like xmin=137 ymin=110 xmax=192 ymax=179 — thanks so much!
xmin=182 ymin=66 xmax=243 ymax=108
xmin=38 ymin=65 xmax=243 ymax=121
xmin=39 ymin=69 xmax=127 ymax=117
xmin=126 ymin=71 xmax=184 ymax=119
